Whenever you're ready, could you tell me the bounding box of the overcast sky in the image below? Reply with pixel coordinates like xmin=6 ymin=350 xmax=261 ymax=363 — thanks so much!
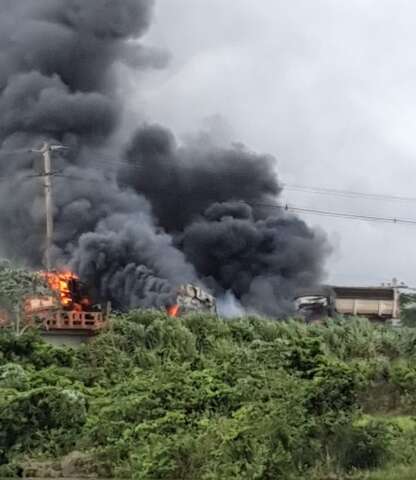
xmin=124 ymin=0 xmax=416 ymax=287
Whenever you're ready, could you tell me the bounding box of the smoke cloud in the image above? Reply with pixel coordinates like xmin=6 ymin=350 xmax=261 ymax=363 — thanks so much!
xmin=0 ymin=0 xmax=330 ymax=316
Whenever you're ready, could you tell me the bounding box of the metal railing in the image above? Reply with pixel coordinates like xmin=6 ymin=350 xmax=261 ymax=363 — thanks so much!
xmin=25 ymin=310 xmax=107 ymax=333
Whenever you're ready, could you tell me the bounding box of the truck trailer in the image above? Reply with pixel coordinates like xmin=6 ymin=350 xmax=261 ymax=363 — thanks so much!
xmin=295 ymin=285 xmax=401 ymax=324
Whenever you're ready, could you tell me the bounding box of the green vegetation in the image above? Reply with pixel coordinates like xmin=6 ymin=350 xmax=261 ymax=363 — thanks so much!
xmin=1 ymin=313 xmax=416 ymax=478
xmin=0 ymin=262 xmax=51 ymax=332
xmin=367 ymin=464 xmax=416 ymax=479
xmin=400 ymin=292 xmax=416 ymax=327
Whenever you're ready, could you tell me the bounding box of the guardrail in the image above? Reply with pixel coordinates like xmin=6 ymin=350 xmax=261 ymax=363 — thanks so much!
xmin=25 ymin=310 xmax=107 ymax=333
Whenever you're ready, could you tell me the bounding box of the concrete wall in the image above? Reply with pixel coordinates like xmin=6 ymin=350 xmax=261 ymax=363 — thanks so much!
xmin=40 ymin=332 xmax=92 ymax=348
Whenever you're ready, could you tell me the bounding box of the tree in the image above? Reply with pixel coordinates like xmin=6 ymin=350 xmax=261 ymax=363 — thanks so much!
xmin=400 ymin=293 xmax=416 ymax=328
xmin=0 ymin=261 xmax=48 ymax=334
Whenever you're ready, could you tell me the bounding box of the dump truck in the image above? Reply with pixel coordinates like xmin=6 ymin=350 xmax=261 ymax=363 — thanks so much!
xmin=295 ymin=285 xmax=400 ymax=324
xmin=294 ymin=286 xmax=336 ymax=323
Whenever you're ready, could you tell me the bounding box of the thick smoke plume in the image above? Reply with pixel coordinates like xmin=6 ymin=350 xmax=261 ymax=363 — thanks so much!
xmin=0 ymin=0 xmax=330 ymax=316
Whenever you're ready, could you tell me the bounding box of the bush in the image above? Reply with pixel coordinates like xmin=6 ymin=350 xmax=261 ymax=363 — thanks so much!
xmin=0 ymin=363 xmax=28 ymax=390
xmin=0 ymin=387 xmax=87 ymax=462
xmin=333 ymin=421 xmax=395 ymax=471
xmin=1 ymin=313 xmax=416 ymax=478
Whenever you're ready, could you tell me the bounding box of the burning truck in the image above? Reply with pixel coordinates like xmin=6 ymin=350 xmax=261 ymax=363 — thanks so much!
xmin=0 ymin=269 xmax=216 ymax=336
xmin=166 ymin=284 xmax=217 ymax=317
xmin=0 ymin=271 xmax=107 ymax=335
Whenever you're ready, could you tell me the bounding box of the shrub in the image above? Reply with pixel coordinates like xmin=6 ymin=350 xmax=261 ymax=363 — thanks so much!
xmin=0 ymin=387 xmax=87 ymax=462
xmin=332 ymin=421 xmax=395 ymax=471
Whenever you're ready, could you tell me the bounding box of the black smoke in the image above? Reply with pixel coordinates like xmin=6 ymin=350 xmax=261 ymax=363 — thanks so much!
xmin=119 ymin=125 xmax=281 ymax=231
xmin=119 ymin=126 xmax=329 ymax=315
xmin=0 ymin=0 xmax=330 ymax=316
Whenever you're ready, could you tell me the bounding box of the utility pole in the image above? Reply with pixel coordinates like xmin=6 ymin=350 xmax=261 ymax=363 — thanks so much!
xmin=31 ymin=142 xmax=68 ymax=271
xmin=42 ymin=143 xmax=53 ymax=272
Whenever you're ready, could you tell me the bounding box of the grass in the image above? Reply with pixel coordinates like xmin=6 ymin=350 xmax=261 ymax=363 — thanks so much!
xmin=318 ymin=464 xmax=416 ymax=480
xmin=364 ymin=464 xmax=416 ymax=479
xmin=356 ymin=414 xmax=416 ymax=431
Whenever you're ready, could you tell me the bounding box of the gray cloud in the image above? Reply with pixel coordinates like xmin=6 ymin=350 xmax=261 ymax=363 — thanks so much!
xmin=134 ymin=0 xmax=416 ymax=287
xmin=0 ymin=0 xmax=331 ymax=315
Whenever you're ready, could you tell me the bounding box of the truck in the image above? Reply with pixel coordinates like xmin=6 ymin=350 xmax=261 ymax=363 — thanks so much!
xmin=0 ymin=271 xmax=107 ymax=335
xmin=166 ymin=284 xmax=217 ymax=317
xmin=0 ymin=273 xmax=216 ymax=334
xmin=295 ymin=285 xmax=401 ymax=324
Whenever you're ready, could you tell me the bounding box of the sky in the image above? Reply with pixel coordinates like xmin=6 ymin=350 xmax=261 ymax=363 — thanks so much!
xmin=122 ymin=0 xmax=416 ymax=287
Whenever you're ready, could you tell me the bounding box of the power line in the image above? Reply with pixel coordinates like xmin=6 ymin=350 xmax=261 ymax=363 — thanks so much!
xmin=290 ymin=205 xmax=416 ymax=224
xmin=0 ymin=148 xmax=32 ymax=157
xmin=85 ymin=157 xmax=416 ymax=205
xmin=1 ymin=145 xmax=416 ymax=204
xmin=0 ymin=175 xmax=37 ymax=181
xmin=3 ymin=151 xmax=414 ymax=205
xmin=4 ymin=157 xmax=416 ymax=226
xmin=283 ymin=183 xmax=416 ymax=203
xmin=71 ymin=159 xmax=416 ymax=205
xmin=251 ymin=202 xmax=416 ymax=226
xmin=54 ymin=175 xmax=416 ymax=227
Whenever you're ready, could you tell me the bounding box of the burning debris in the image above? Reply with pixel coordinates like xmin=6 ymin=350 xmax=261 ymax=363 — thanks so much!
xmin=40 ymin=271 xmax=91 ymax=311
xmin=0 ymin=1 xmax=330 ymax=317
xmin=0 ymin=264 xmax=106 ymax=333
xmin=166 ymin=284 xmax=217 ymax=317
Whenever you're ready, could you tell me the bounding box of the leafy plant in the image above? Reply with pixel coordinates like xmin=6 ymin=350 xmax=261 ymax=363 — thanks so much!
xmin=1 ymin=312 xmax=416 ymax=478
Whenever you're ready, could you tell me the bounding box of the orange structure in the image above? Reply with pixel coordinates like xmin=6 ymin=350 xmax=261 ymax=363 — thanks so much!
xmin=2 ymin=271 xmax=108 ymax=335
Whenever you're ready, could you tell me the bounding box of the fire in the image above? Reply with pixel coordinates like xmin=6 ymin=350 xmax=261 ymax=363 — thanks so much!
xmin=166 ymin=304 xmax=180 ymax=317
xmin=40 ymin=271 xmax=91 ymax=311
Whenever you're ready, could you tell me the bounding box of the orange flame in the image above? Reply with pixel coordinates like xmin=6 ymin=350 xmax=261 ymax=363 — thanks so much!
xmin=167 ymin=304 xmax=180 ymax=317
xmin=40 ymin=271 xmax=89 ymax=310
